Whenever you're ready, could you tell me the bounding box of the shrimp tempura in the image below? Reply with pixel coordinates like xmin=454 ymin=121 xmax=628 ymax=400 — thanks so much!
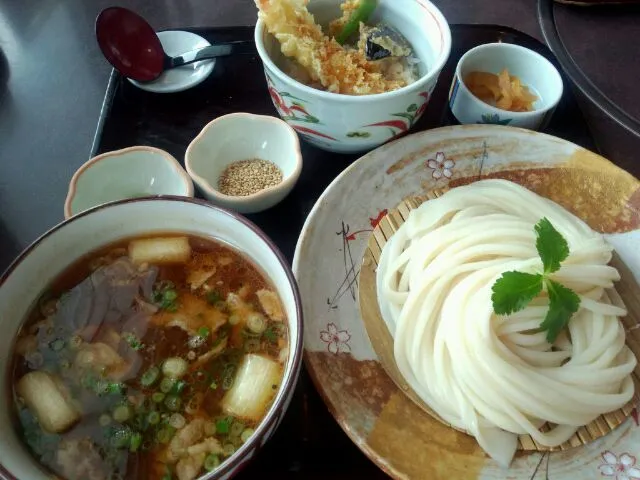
xmin=255 ymin=0 xmax=406 ymax=95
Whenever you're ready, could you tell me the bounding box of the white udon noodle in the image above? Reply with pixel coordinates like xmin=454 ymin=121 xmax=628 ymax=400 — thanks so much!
xmin=376 ymin=179 xmax=636 ymax=467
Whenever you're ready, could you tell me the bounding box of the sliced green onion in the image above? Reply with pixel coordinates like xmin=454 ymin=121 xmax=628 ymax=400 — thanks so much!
xmin=228 ymin=314 xmax=241 ymax=326
xmin=164 ymin=395 xmax=182 ymax=412
xmin=170 ymin=380 xmax=186 ymax=395
xmin=216 ymin=417 xmax=231 ymax=434
xmin=185 ymin=393 xmax=203 ymax=415
xmin=81 ymin=372 xmax=97 ymax=390
xmin=140 ymin=366 xmax=160 ymax=387
xmin=129 ymin=432 xmax=142 ymax=452
xmin=162 ymin=357 xmax=188 ymax=379
xmin=159 ymin=377 xmax=176 ymax=394
xmin=123 ymin=332 xmax=144 ymax=351
xmin=198 ymin=326 xmax=210 ymax=337
xmin=147 ymin=411 xmax=160 ymax=425
xmin=206 ymin=290 xmax=222 ymax=305
xmin=263 ymin=327 xmax=278 ymax=343
xmin=163 ymin=290 xmax=178 ymax=302
xmin=156 ymin=427 xmax=175 ymax=444
xmin=168 ymin=413 xmax=186 ymax=429
xmin=49 ymin=338 xmax=65 ymax=352
xmin=99 ymin=414 xmax=112 ymax=427
xmin=69 ymin=335 xmax=83 ymax=350
xmin=209 ymin=381 xmax=218 ymax=390
xmin=152 ymin=392 xmax=166 ymax=403
xmin=222 ymin=443 xmax=236 ymax=456
xmin=105 ymin=382 xmax=126 ymax=396
xmin=204 ymin=453 xmax=220 ymax=471
xmin=272 ymin=323 xmax=287 ymax=336
xmin=110 ymin=426 xmax=132 ymax=449
xmin=113 ymin=405 xmax=132 ymax=423
xmin=240 ymin=428 xmax=255 ymax=443
xmin=222 ymin=371 xmax=235 ymax=391
xmin=241 ymin=328 xmax=260 ymax=339
xmin=93 ymin=379 xmax=110 ymax=396
xmin=229 ymin=420 xmax=245 ymax=437
xmin=204 ymin=421 xmax=217 ymax=436
xmin=244 ymin=338 xmax=260 ymax=353
xmin=246 ymin=313 xmax=267 ymax=334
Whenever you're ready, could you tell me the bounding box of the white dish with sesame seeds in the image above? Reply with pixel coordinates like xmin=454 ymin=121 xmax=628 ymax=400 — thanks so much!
xmin=185 ymin=113 xmax=303 ymax=214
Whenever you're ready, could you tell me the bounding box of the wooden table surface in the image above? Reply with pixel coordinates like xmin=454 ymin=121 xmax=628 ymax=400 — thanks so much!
xmin=0 ymin=1 xmax=638 ymax=478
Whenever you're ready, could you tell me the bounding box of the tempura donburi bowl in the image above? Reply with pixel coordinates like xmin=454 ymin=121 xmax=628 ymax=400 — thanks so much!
xmin=255 ymin=0 xmax=452 ymax=154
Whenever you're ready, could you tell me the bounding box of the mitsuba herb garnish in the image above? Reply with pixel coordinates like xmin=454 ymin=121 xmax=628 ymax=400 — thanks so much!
xmin=491 ymin=218 xmax=581 ymax=343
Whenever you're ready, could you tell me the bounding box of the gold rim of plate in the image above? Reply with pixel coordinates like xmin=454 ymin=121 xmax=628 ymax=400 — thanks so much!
xmin=358 ymin=188 xmax=640 ymax=452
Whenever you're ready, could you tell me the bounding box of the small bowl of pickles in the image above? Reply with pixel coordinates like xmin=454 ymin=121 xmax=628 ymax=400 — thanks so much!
xmin=448 ymin=42 xmax=564 ymax=130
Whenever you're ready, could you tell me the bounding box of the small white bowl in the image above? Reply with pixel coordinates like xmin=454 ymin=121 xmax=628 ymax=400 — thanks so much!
xmin=448 ymin=43 xmax=563 ymax=130
xmin=185 ymin=113 xmax=302 ymax=214
xmin=64 ymin=146 xmax=194 ymax=219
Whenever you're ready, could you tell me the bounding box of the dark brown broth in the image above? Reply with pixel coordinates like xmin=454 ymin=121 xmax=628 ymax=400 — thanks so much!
xmin=11 ymin=235 xmax=288 ymax=480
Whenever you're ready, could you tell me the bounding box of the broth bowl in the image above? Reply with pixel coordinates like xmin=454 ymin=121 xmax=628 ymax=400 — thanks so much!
xmin=255 ymin=0 xmax=451 ymax=154
xmin=0 ymin=197 xmax=303 ymax=480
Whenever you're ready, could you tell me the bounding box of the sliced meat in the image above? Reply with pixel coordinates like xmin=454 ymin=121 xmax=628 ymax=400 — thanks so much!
xmin=256 ymin=289 xmax=285 ymax=322
xmin=56 ymin=277 xmax=94 ymax=331
xmin=140 ymin=266 xmax=159 ymax=300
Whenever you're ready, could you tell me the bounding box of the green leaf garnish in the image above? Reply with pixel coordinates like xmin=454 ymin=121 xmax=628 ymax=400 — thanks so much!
xmin=540 ymin=279 xmax=581 ymax=343
xmin=535 ymin=217 xmax=569 ymax=274
xmin=491 ymin=217 xmax=581 ymax=344
xmin=491 ymin=272 xmax=543 ymax=315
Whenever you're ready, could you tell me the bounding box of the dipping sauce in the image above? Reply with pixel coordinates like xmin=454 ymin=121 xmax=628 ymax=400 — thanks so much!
xmin=218 ymin=159 xmax=283 ymax=197
xmin=11 ymin=235 xmax=289 ymax=480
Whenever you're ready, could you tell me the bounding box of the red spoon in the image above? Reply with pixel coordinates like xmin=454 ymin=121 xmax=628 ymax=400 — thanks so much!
xmin=95 ymin=7 xmax=255 ymax=82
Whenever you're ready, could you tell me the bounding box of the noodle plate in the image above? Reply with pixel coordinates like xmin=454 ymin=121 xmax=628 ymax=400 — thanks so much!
xmin=376 ymin=179 xmax=636 ymax=467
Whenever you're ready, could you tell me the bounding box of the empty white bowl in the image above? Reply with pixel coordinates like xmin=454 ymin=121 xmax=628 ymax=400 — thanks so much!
xmin=64 ymin=146 xmax=194 ymax=219
xmin=448 ymin=43 xmax=563 ymax=130
xmin=185 ymin=113 xmax=303 ymax=214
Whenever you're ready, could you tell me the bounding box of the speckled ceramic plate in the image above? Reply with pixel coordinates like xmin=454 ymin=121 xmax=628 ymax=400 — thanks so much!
xmin=292 ymin=125 xmax=640 ymax=480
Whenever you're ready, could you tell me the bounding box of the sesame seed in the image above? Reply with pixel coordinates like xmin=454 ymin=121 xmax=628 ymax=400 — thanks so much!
xmin=218 ymin=158 xmax=283 ymax=197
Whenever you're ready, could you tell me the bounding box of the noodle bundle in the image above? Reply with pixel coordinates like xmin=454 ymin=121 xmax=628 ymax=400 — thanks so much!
xmin=376 ymin=179 xmax=636 ymax=466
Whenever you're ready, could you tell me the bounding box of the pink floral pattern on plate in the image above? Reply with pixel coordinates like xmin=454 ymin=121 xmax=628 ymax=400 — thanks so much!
xmin=320 ymin=323 xmax=351 ymax=354
xmin=427 ymin=151 xmax=455 ymax=179
xmin=599 ymin=451 xmax=640 ymax=479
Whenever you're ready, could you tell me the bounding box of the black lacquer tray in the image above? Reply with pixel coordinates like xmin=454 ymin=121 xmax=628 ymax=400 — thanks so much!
xmin=91 ymin=24 xmax=596 ymax=479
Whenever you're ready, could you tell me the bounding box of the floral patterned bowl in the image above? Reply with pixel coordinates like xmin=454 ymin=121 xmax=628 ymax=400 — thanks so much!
xmin=254 ymin=0 xmax=451 ymax=154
